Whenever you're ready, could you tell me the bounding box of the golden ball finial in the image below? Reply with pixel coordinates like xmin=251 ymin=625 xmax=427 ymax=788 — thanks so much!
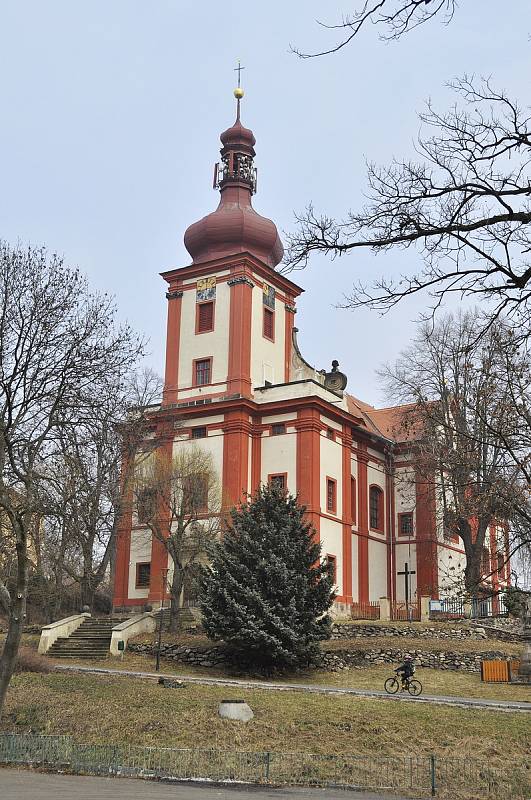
xmin=234 ymin=87 xmax=244 ymax=100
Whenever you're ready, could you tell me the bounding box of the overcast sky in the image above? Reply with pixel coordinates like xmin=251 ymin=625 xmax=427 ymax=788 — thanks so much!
xmin=1 ymin=1 xmax=529 ymax=405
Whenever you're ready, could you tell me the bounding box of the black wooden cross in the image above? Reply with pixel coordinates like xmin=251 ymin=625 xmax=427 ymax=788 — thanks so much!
xmin=398 ymin=561 xmax=416 ymax=608
xmin=234 ymin=60 xmax=245 ymax=88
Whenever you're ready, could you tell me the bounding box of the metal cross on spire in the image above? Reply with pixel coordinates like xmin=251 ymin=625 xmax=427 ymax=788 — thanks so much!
xmin=234 ymin=59 xmax=245 ymax=88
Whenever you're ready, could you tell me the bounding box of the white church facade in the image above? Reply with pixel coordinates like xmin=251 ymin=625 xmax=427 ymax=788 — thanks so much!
xmin=113 ymin=96 xmax=510 ymax=615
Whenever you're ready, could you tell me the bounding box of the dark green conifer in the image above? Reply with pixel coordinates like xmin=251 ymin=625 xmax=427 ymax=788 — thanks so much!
xmin=200 ymin=484 xmax=335 ymax=671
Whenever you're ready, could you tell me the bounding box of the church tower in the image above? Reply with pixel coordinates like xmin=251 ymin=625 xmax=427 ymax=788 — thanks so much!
xmin=161 ymin=88 xmax=301 ymax=408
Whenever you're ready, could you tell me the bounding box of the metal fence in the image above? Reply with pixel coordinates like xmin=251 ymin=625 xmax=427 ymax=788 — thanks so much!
xmin=391 ymin=599 xmax=421 ymax=621
xmin=350 ymin=601 xmax=380 ymax=620
xmin=432 ymin=595 xmax=509 ymax=620
xmin=0 ymin=734 xmax=529 ymax=798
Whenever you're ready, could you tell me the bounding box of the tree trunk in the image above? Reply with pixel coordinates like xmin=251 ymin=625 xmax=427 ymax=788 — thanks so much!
xmin=0 ymin=532 xmax=28 ymax=718
xmin=79 ymin=577 xmax=95 ymax=612
xmin=168 ymin=565 xmax=184 ymax=633
xmin=464 ymin=554 xmax=482 ymax=596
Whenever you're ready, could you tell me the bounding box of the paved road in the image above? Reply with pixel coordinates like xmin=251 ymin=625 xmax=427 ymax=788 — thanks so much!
xmin=0 ymin=769 xmax=411 ymax=800
xmin=58 ymin=665 xmax=531 ymax=713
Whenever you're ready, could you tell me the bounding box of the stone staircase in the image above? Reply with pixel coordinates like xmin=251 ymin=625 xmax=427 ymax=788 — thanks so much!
xmin=155 ymin=605 xmax=202 ymax=630
xmin=46 ymin=616 xmax=123 ymax=660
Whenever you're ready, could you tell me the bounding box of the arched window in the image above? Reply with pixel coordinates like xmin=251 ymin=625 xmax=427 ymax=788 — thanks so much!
xmin=369 ymin=485 xmax=384 ymax=531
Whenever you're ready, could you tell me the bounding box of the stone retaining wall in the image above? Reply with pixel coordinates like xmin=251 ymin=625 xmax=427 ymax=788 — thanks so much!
xmin=128 ymin=641 xmax=510 ymax=674
xmin=330 ymin=623 xmax=487 ymax=640
xmin=321 ymin=647 xmax=510 ymax=673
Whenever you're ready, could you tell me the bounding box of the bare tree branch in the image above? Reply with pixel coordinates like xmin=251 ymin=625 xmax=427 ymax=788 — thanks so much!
xmin=285 ymin=78 xmax=531 ymax=337
xmin=291 ymin=0 xmax=457 ymax=58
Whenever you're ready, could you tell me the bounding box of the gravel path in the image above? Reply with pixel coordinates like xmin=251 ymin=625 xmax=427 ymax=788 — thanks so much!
xmin=56 ymin=664 xmax=530 ymax=713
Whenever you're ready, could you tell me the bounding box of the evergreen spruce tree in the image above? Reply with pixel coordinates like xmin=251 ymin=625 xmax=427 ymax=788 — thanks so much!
xmin=200 ymin=484 xmax=335 ymax=672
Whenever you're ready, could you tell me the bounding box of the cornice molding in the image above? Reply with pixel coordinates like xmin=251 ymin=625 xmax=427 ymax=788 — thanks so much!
xmin=227 ymin=276 xmax=254 ymax=288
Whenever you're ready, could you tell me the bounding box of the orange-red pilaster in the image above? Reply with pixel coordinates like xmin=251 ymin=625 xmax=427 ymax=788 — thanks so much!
xmin=284 ymin=301 xmax=295 ymax=382
xmin=415 ymin=475 xmax=439 ymax=598
xmin=250 ymin=419 xmax=262 ymax=495
xmin=341 ymin=425 xmax=353 ymax=604
xmin=295 ymin=408 xmax=321 ymax=538
xmin=147 ymin=431 xmax=172 ymax=604
xmin=222 ymin=410 xmax=251 ymax=507
xmin=226 ymin=270 xmax=253 ymax=397
xmin=162 ymin=289 xmax=183 ymax=405
xmin=357 ymin=444 xmax=369 ymax=602
xmin=113 ymin=446 xmax=135 ymax=608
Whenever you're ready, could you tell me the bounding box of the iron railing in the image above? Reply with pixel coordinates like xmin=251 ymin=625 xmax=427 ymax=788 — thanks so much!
xmin=0 ymin=734 xmax=528 ymax=798
xmin=350 ymin=601 xmax=380 ymax=620
xmin=432 ymin=594 xmax=509 ymax=620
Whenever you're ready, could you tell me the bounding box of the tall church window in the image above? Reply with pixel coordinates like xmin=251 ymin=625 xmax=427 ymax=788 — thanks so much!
xmin=135 ymin=562 xmax=151 ymax=589
xmin=196 ymin=301 xmax=214 ymax=333
xmin=350 ymin=477 xmax=357 ymax=525
xmin=194 ymin=358 xmax=212 ymax=386
xmin=263 ymin=307 xmax=274 ymax=341
xmin=398 ymin=512 xmax=413 ymax=537
xmin=326 ymin=554 xmax=337 ymax=583
xmin=369 ymin=485 xmax=384 ymax=531
xmin=326 ymin=478 xmax=337 ymax=514
xmin=183 ymin=473 xmax=209 ymax=513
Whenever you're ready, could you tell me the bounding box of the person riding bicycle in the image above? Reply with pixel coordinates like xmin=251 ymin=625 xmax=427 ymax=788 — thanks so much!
xmin=395 ymin=655 xmax=415 ymax=688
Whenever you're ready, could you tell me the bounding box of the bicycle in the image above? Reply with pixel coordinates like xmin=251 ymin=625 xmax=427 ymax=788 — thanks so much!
xmin=384 ymin=671 xmax=422 ymax=696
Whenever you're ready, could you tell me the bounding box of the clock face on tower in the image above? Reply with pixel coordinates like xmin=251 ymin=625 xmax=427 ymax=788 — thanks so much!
xmin=197 ymin=277 xmax=216 ymax=302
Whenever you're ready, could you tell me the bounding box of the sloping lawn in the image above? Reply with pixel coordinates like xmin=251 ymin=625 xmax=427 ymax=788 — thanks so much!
xmin=2 ymin=671 xmax=528 ymax=761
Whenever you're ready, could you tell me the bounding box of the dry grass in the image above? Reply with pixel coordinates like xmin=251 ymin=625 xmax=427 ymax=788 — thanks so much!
xmin=2 ymin=672 xmax=529 ymax=764
xmin=46 ymin=648 xmax=531 ymax=702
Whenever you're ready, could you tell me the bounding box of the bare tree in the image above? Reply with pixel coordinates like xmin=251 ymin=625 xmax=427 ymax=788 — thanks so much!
xmin=0 ymin=241 xmax=143 ymax=717
xmin=381 ymin=310 xmax=530 ymax=595
xmin=286 ymin=78 xmax=531 ymax=337
xmin=134 ymin=446 xmax=221 ymax=631
xmin=41 ymin=369 xmax=162 ymax=612
xmin=292 ymin=0 xmax=457 ymax=57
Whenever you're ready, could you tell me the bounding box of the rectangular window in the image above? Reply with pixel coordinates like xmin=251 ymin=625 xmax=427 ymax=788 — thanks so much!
xmin=326 ymin=478 xmax=337 ymax=514
xmin=196 ymin=301 xmax=214 ymax=333
xmin=271 ymin=423 xmax=286 ymax=436
xmin=194 ymin=358 xmax=211 ymax=386
xmin=263 ymin=307 xmax=274 ymax=340
xmin=191 ymin=426 xmax=207 ymax=439
xmin=183 ymin=473 xmax=208 ymax=513
xmin=326 ymin=427 xmax=335 ymax=440
xmin=370 ymin=486 xmax=384 ymax=531
xmin=135 ymin=562 xmax=151 ymax=589
xmin=327 ymin=554 xmax=337 ymax=583
xmin=398 ymin=512 xmax=414 ymax=537
xmin=350 ymin=477 xmax=357 ymax=525
xmin=269 ymin=473 xmax=286 ymax=491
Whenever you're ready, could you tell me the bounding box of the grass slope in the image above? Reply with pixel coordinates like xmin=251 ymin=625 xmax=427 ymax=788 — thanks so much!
xmin=2 ymin=672 xmax=529 ymax=761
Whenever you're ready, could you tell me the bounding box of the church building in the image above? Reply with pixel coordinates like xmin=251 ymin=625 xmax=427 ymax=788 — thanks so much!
xmin=112 ymin=90 xmax=509 ymax=615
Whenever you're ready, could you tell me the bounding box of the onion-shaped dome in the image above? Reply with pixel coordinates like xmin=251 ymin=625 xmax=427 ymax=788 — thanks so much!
xmin=183 ymin=99 xmax=284 ymax=268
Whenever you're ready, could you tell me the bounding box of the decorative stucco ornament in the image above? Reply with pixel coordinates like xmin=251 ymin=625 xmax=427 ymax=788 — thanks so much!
xmin=324 ymin=360 xmax=348 ymax=394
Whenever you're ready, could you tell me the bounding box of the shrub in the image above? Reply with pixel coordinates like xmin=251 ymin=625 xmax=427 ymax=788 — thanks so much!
xmin=13 ymin=646 xmax=53 ymax=674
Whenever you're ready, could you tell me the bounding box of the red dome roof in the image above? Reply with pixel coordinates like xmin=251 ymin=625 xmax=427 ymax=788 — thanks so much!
xmin=220 ymin=118 xmax=256 ymax=151
xmin=183 ymin=110 xmax=284 ymax=268
xmin=184 ymin=185 xmax=283 ymax=267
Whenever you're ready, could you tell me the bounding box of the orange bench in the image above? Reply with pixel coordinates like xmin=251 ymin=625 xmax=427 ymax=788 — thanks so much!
xmin=480 ymin=659 xmax=521 ymax=682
